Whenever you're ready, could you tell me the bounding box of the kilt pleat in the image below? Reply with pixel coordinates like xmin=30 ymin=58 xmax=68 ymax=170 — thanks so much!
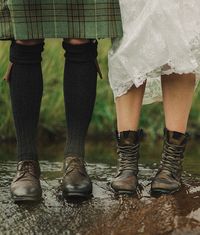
xmin=0 ymin=0 xmax=122 ymax=40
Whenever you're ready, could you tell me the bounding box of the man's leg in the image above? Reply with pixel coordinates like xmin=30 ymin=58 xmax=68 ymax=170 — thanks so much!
xmin=61 ymin=38 xmax=98 ymax=198
xmin=151 ymin=73 xmax=195 ymax=194
xmin=9 ymin=40 xmax=44 ymax=201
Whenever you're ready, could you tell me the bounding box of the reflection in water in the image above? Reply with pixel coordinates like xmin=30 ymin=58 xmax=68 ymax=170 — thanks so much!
xmin=0 ymin=139 xmax=200 ymax=234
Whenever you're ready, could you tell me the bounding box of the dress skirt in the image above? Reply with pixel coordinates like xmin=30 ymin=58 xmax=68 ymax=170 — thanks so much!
xmin=108 ymin=0 xmax=200 ymax=104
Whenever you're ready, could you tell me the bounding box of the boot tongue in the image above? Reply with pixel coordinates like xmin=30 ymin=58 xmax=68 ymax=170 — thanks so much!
xmin=167 ymin=130 xmax=187 ymax=145
xmin=117 ymin=130 xmax=142 ymax=145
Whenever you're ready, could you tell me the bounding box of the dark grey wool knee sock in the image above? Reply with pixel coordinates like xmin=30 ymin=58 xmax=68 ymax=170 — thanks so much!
xmin=9 ymin=41 xmax=44 ymax=162
xmin=63 ymin=41 xmax=98 ymax=158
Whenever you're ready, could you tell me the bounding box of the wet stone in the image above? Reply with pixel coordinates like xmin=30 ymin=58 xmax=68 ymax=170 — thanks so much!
xmin=0 ymin=140 xmax=200 ymax=235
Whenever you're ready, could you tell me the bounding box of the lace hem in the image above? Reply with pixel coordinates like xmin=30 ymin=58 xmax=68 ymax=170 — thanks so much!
xmin=113 ymin=66 xmax=199 ymax=104
xmin=111 ymin=34 xmax=200 ymax=104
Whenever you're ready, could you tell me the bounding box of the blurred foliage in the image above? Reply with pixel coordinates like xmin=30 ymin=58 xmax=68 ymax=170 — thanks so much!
xmin=0 ymin=40 xmax=200 ymax=140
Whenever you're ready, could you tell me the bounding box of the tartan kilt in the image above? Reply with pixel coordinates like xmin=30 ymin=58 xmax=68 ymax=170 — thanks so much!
xmin=0 ymin=0 xmax=122 ymax=40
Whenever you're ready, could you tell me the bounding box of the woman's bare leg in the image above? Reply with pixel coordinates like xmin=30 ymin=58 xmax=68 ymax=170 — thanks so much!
xmin=151 ymin=73 xmax=195 ymax=195
xmin=111 ymin=83 xmax=146 ymax=194
xmin=116 ymin=83 xmax=146 ymax=132
xmin=162 ymin=73 xmax=195 ymax=133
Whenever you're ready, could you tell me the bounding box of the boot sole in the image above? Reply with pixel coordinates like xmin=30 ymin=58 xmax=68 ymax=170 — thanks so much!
xmin=110 ymin=185 xmax=137 ymax=195
xmin=151 ymin=187 xmax=180 ymax=196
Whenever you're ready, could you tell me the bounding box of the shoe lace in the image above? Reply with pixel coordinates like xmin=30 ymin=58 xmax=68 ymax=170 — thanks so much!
xmin=117 ymin=144 xmax=139 ymax=173
xmin=64 ymin=158 xmax=86 ymax=176
xmin=19 ymin=161 xmax=35 ymax=173
xmin=16 ymin=161 xmax=40 ymax=180
xmin=159 ymin=142 xmax=184 ymax=174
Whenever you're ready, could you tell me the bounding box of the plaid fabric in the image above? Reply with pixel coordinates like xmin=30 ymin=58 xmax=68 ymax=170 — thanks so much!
xmin=0 ymin=0 xmax=122 ymax=40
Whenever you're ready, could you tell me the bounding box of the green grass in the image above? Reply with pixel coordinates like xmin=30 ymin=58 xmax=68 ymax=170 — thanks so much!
xmin=0 ymin=40 xmax=200 ymax=139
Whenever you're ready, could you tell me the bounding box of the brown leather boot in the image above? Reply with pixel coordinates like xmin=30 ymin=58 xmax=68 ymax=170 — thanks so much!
xmin=151 ymin=129 xmax=189 ymax=195
xmin=111 ymin=130 xmax=143 ymax=195
xmin=61 ymin=156 xmax=92 ymax=198
xmin=10 ymin=160 xmax=42 ymax=202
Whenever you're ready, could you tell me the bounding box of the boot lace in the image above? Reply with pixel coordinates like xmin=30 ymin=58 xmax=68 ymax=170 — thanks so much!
xmin=117 ymin=144 xmax=139 ymax=173
xmin=159 ymin=142 xmax=185 ymax=174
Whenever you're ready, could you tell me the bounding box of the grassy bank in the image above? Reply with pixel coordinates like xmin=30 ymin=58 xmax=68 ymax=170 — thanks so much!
xmin=0 ymin=40 xmax=200 ymax=140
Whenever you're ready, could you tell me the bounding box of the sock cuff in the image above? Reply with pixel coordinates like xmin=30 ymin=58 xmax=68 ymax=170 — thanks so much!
xmin=10 ymin=41 xmax=44 ymax=64
xmin=62 ymin=40 xmax=98 ymax=62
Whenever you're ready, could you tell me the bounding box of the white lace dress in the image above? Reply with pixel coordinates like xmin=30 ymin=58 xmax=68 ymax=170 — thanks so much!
xmin=108 ymin=0 xmax=200 ymax=104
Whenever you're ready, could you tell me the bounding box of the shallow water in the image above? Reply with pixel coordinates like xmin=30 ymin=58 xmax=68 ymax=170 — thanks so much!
xmin=0 ymin=139 xmax=200 ymax=235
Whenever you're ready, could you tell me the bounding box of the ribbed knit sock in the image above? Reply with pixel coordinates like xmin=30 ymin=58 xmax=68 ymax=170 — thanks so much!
xmin=9 ymin=41 xmax=44 ymax=161
xmin=63 ymin=41 xmax=98 ymax=158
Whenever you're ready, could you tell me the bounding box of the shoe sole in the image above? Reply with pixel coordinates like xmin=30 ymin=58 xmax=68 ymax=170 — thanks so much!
xmin=12 ymin=195 xmax=42 ymax=202
xmin=62 ymin=191 xmax=92 ymax=199
xmin=115 ymin=191 xmax=136 ymax=195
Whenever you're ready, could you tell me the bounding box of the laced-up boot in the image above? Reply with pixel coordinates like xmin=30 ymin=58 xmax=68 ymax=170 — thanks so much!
xmin=151 ymin=128 xmax=189 ymax=195
xmin=111 ymin=130 xmax=143 ymax=194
